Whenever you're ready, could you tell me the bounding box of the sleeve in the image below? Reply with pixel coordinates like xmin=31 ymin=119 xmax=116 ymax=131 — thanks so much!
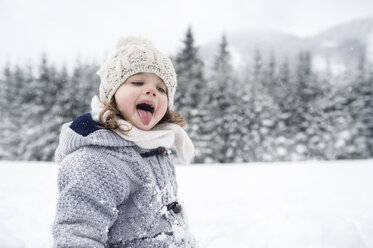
xmin=52 ymin=151 xmax=130 ymax=248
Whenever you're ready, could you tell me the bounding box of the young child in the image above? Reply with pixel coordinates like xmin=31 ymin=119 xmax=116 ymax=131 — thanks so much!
xmin=52 ymin=37 xmax=197 ymax=247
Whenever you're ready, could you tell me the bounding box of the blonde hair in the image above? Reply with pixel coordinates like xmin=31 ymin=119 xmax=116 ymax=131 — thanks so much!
xmin=98 ymin=98 xmax=185 ymax=133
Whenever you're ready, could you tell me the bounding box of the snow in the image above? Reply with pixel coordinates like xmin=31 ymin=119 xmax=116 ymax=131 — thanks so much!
xmin=0 ymin=160 xmax=373 ymax=248
xmin=312 ymin=54 xmax=348 ymax=76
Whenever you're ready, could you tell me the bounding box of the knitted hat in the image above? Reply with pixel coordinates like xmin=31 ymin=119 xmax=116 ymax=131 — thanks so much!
xmin=97 ymin=37 xmax=177 ymax=109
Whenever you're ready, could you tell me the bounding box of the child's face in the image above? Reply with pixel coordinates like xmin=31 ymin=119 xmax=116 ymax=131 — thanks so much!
xmin=114 ymin=72 xmax=168 ymax=131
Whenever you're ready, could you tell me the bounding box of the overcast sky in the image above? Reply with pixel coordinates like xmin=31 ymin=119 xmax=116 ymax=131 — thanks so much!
xmin=1 ymin=0 xmax=373 ymax=68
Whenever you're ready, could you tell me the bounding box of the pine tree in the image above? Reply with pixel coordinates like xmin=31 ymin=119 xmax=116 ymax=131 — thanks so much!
xmin=322 ymin=85 xmax=359 ymax=160
xmin=328 ymin=59 xmax=373 ymax=159
xmin=0 ymin=64 xmax=13 ymax=159
xmin=357 ymin=54 xmax=367 ymax=82
xmin=240 ymin=50 xmax=281 ymax=162
xmin=253 ymin=49 xmax=263 ymax=92
xmin=19 ymin=55 xmax=59 ymax=160
xmin=285 ymin=51 xmax=321 ymax=159
xmin=173 ymin=27 xmax=207 ymax=163
xmin=266 ymin=52 xmax=276 ymax=91
xmin=356 ymin=68 xmax=373 ymax=157
xmin=69 ymin=60 xmax=100 ymax=117
xmin=274 ymin=59 xmax=292 ymax=109
xmin=8 ymin=65 xmax=30 ymax=159
xmin=206 ymin=34 xmax=241 ymax=163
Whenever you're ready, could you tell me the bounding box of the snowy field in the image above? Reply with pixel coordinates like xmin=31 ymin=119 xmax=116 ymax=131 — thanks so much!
xmin=0 ymin=159 xmax=372 ymax=248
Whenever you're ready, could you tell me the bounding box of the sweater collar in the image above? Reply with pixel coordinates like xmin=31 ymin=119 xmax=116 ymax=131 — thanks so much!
xmin=55 ymin=117 xmax=138 ymax=164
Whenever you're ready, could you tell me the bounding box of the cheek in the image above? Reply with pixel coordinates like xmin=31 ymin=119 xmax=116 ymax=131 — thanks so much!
xmin=116 ymin=89 xmax=134 ymax=106
xmin=158 ymin=98 xmax=168 ymax=116
xmin=115 ymin=95 xmax=132 ymax=115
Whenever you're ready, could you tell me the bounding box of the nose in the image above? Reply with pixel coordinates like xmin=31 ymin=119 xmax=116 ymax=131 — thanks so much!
xmin=144 ymin=88 xmax=156 ymax=97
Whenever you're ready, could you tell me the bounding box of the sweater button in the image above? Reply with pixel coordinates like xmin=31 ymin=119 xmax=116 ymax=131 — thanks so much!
xmin=157 ymin=147 xmax=167 ymax=155
xmin=173 ymin=203 xmax=182 ymax=214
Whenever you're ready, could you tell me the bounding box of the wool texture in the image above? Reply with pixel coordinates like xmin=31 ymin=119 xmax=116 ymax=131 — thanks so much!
xmin=52 ymin=114 xmax=197 ymax=248
xmin=97 ymin=37 xmax=177 ymax=109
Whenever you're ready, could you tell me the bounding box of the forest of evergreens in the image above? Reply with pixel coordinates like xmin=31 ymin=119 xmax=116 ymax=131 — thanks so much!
xmin=0 ymin=28 xmax=372 ymax=163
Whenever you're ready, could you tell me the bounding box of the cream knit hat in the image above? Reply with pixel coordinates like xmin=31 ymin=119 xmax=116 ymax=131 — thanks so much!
xmin=97 ymin=37 xmax=177 ymax=109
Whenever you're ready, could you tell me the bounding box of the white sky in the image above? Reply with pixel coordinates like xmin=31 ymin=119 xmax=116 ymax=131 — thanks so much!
xmin=1 ymin=0 xmax=373 ymax=68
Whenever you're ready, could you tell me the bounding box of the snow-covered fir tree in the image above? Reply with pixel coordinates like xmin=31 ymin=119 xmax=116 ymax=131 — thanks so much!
xmin=324 ymin=59 xmax=373 ymax=159
xmin=284 ymin=51 xmax=322 ymax=159
xmin=240 ymin=51 xmax=281 ymax=161
xmin=0 ymin=64 xmax=18 ymax=159
xmin=18 ymin=56 xmax=60 ymax=160
xmin=205 ymin=34 xmax=243 ymax=163
xmin=68 ymin=60 xmax=100 ymax=117
xmin=173 ymin=27 xmax=208 ymax=163
xmin=0 ymin=64 xmax=35 ymax=160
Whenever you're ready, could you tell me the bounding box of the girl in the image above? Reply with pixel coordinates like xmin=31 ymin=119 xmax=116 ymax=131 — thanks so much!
xmin=52 ymin=37 xmax=196 ymax=247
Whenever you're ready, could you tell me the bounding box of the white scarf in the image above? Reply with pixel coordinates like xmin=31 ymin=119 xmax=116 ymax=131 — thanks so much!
xmin=90 ymin=96 xmax=194 ymax=164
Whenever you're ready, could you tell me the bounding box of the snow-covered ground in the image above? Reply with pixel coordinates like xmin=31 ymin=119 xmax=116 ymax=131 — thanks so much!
xmin=0 ymin=159 xmax=372 ymax=248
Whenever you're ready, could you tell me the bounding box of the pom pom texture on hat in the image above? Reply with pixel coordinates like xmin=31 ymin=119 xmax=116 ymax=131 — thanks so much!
xmin=97 ymin=37 xmax=177 ymax=109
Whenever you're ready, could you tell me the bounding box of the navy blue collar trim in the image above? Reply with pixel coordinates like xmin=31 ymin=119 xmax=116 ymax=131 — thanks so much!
xmin=140 ymin=147 xmax=169 ymax=158
xmin=69 ymin=113 xmax=103 ymax=137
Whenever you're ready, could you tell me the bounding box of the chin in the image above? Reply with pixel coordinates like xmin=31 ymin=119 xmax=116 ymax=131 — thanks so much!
xmin=138 ymin=126 xmax=152 ymax=131
xmin=135 ymin=122 xmax=155 ymax=131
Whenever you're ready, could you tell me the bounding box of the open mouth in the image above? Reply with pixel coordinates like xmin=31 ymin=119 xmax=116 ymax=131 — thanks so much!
xmin=136 ymin=102 xmax=154 ymax=126
xmin=136 ymin=103 xmax=154 ymax=114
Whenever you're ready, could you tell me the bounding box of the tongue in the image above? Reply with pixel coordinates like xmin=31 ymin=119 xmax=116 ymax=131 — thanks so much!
xmin=137 ymin=109 xmax=153 ymax=126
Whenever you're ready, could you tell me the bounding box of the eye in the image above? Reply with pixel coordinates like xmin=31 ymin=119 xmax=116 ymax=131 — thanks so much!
xmin=131 ymin=81 xmax=143 ymax=86
xmin=158 ymin=87 xmax=166 ymax=93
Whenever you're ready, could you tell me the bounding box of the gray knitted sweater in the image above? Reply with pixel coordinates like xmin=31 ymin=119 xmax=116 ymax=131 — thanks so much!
xmin=52 ymin=114 xmax=196 ymax=248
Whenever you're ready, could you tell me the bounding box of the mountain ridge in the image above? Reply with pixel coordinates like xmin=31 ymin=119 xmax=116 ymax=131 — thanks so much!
xmin=199 ymin=17 xmax=373 ymax=74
